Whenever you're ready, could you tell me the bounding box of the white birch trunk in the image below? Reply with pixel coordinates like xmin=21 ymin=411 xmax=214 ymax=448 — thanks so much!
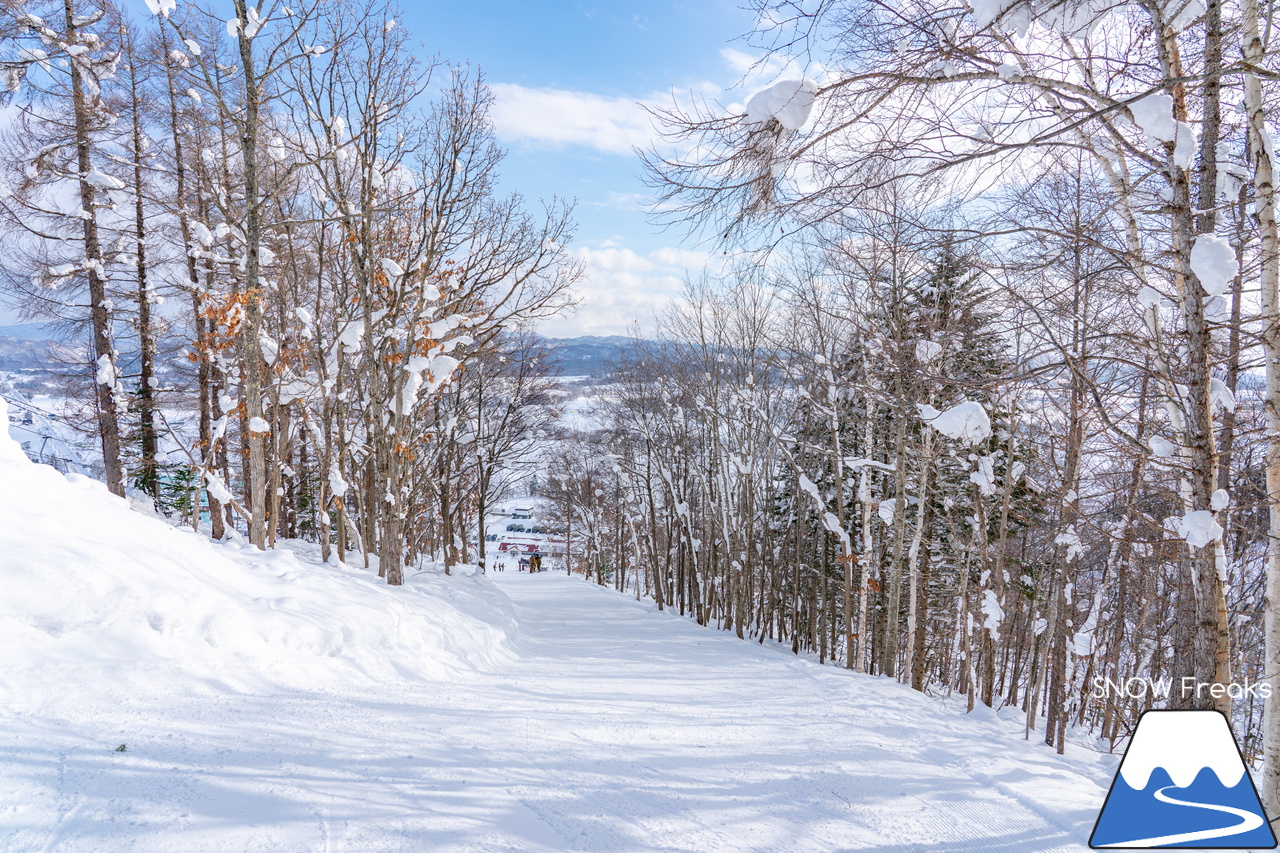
xmin=1242 ymin=0 xmax=1280 ymax=815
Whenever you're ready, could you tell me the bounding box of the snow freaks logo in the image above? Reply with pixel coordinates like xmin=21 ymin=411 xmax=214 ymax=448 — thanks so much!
xmin=1089 ymin=710 xmax=1277 ymax=849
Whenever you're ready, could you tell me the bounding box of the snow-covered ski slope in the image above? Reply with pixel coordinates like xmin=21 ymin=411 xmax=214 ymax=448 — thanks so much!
xmin=0 ymin=402 xmax=1117 ymax=851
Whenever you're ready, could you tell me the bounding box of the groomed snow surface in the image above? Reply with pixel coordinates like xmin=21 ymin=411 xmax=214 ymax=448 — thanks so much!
xmin=0 ymin=401 xmax=1118 ymax=851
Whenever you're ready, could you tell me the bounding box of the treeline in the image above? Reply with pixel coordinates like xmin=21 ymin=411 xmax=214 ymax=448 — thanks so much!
xmin=0 ymin=0 xmax=577 ymax=582
xmin=548 ymin=230 xmax=1268 ymax=766
xmin=540 ymin=0 xmax=1280 ymax=800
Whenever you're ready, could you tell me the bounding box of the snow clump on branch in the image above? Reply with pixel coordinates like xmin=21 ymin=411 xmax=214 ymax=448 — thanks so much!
xmin=744 ymin=79 xmax=819 ymax=130
xmin=1127 ymin=93 xmax=1198 ymax=169
xmin=915 ymin=340 xmax=942 ymax=363
xmin=918 ymin=401 xmax=992 ymax=446
xmin=1169 ymin=510 xmax=1224 ymax=549
xmin=1189 ymin=234 xmax=1237 ymax=297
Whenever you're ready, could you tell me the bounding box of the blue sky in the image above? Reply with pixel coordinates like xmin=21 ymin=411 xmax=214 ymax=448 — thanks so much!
xmin=398 ymin=1 xmax=770 ymax=337
xmin=0 ymin=2 xmax=789 ymax=337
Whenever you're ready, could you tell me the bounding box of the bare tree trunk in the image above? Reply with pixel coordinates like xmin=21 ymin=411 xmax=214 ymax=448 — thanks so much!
xmin=645 ymin=455 xmax=665 ymax=608
xmin=122 ymin=27 xmax=157 ymax=503
xmin=380 ymin=410 xmax=407 ymax=584
xmin=910 ymin=503 xmax=932 ymax=692
xmin=1243 ymin=0 xmax=1280 ymax=814
xmin=883 ymin=400 xmax=909 ymax=677
xmin=1046 ymin=571 xmax=1068 ymax=754
xmin=477 ymin=468 xmax=489 ymax=573
xmin=65 ymin=0 xmax=123 ymax=497
xmin=978 ymin=484 xmax=995 ymax=708
xmin=988 ymin=426 xmax=1016 ymax=700
xmin=232 ymin=0 xmax=268 ymax=549
xmin=1158 ymin=23 xmax=1231 ymax=716
xmin=855 ymin=407 xmax=874 ymax=671
xmin=159 ymin=27 xmax=223 ymax=537
xmin=906 ymin=429 xmax=932 ymax=689
xmin=268 ymin=404 xmax=289 ymax=548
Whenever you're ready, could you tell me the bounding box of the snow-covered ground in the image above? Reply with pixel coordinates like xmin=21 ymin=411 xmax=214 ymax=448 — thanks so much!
xmin=0 ymin=399 xmax=1119 ymax=851
xmin=560 ymin=393 xmax=610 ymax=433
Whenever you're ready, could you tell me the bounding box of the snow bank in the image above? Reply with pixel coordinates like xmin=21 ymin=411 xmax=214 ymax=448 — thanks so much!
xmin=0 ymin=397 xmax=514 ymax=697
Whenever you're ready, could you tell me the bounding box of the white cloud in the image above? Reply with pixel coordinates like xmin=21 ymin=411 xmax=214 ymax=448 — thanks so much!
xmin=647 ymin=246 xmax=710 ymax=267
xmin=493 ymin=47 xmax=825 ymax=338
xmin=720 ymin=47 xmax=793 ymax=82
xmin=488 ymin=84 xmax=656 ymax=154
xmin=536 ymin=243 xmax=714 ymax=338
xmin=576 ymin=245 xmax=660 ymax=273
xmin=586 ymin=191 xmax=653 ymax=212
xmin=488 ymin=45 xmax=813 ymax=157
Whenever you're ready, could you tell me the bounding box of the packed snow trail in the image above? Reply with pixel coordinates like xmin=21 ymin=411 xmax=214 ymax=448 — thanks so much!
xmin=1 ymin=565 xmax=1116 ymax=852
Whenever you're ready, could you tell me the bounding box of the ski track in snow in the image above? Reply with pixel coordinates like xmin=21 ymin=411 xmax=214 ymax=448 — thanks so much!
xmin=0 ymin=572 xmax=1114 ymax=852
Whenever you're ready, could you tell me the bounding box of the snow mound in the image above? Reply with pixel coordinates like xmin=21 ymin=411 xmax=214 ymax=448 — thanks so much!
xmin=0 ymin=398 xmax=514 ymax=693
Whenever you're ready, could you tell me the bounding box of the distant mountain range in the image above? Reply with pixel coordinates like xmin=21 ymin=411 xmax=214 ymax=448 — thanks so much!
xmin=0 ymin=325 xmax=79 ymax=371
xmin=0 ymin=325 xmax=642 ymax=381
xmin=0 ymin=323 xmax=57 ymax=341
xmin=4 ymin=326 xmax=1268 ymax=392
xmin=538 ymin=335 xmax=640 ymax=377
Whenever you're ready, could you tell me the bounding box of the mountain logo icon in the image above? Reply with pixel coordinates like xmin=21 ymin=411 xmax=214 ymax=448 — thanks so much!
xmin=1090 ymin=709 xmax=1277 ymax=849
